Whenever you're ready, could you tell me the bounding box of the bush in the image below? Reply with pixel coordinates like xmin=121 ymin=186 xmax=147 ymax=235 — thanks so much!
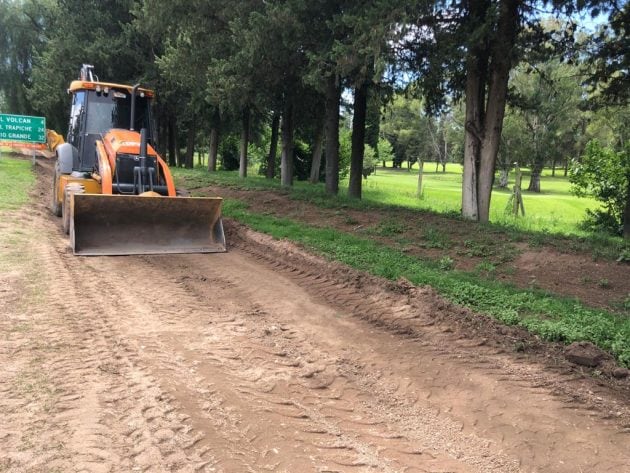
xmin=578 ymin=208 xmax=623 ymax=235
xmin=570 ymin=140 xmax=630 ymax=236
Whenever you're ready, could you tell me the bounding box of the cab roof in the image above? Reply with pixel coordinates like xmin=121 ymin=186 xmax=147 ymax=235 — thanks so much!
xmin=68 ymin=80 xmax=154 ymax=97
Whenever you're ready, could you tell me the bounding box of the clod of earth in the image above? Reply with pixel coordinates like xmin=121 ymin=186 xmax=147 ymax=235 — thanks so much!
xmin=612 ymin=367 xmax=630 ymax=379
xmin=564 ymin=341 xmax=612 ymax=367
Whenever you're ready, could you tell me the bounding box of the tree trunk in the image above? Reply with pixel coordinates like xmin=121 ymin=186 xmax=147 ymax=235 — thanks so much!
xmin=266 ymin=112 xmax=280 ymax=179
xmin=623 ymin=176 xmax=630 ymax=239
xmin=281 ymin=100 xmax=294 ymax=187
xmin=564 ymin=157 xmax=569 ymax=177
xmin=365 ymin=87 xmax=381 ymax=153
xmin=157 ymin=112 xmax=168 ymax=158
xmin=309 ymin=117 xmax=325 ymax=184
xmin=176 ymin=144 xmax=183 ymax=168
xmin=239 ymin=108 xmax=250 ymax=178
xmin=416 ymin=159 xmax=424 ymax=197
xmin=185 ymin=117 xmax=195 ymax=169
xmin=461 ymin=0 xmax=487 ymax=221
xmin=498 ymin=168 xmax=509 ymax=188
xmin=208 ymin=127 xmax=219 ymax=172
xmin=528 ymin=166 xmax=542 ymax=192
xmin=462 ymin=0 xmax=519 ymax=223
xmin=551 ymin=157 xmax=556 ymax=176
xmin=443 ymin=139 xmax=448 ymax=172
xmin=167 ymin=115 xmax=176 ymax=167
xmin=349 ymin=81 xmax=368 ymax=199
xmin=476 ymin=3 xmax=517 ymax=222
xmin=325 ymin=74 xmax=341 ymax=195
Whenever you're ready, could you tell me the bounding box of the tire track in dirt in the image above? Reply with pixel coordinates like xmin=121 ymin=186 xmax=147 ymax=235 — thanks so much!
xmin=66 ymin=223 xmax=628 ymax=472
xmin=79 ymin=255 xmax=433 ymax=472
xmin=79 ymin=254 xmax=508 ymax=471
xmin=1 ymin=211 xmax=216 ymax=471
xmin=222 ymin=226 xmax=630 ymax=473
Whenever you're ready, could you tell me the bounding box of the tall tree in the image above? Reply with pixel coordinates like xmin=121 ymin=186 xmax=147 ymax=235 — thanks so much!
xmin=509 ymin=60 xmax=583 ymax=192
xmin=460 ymin=0 xmax=519 ymax=221
xmin=0 ymin=0 xmax=46 ymax=118
xmin=266 ymin=112 xmax=280 ymax=179
xmin=587 ymin=1 xmax=629 ymax=106
xmin=309 ymin=115 xmax=325 ymax=183
xmin=324 ymin=75 xmax=341 ymax=193
xmin=402 ymin=0 xmax=609 ymax=222
xmin=349 ymin=81 xmax=369 ymax=198
xmin=29 ymin=0 xmax=144 ymax=132
xmin=365 ymin=87 xmax=382 ymax=165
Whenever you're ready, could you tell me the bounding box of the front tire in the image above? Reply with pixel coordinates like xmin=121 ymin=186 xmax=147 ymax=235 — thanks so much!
xmin=62 ymin=185 xmax=84 ymax=235
xmin=62 ymin=187 xmax=71 ymax=234
xmin=51 ymin=162 xmax=62 ymax=217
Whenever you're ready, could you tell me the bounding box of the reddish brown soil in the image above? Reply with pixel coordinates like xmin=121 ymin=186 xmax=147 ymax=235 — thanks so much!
xmin=192 ymin=184 xmax=630 ymax=312
xmin=1 ymin=161 xmax=629 ymax=472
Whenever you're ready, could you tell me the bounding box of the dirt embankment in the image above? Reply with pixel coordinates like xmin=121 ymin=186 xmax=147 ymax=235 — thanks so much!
xmin=191 ymin=184 xmax=630 ymax=312
xmin=1 ymin=161 xmax=629 ymax=472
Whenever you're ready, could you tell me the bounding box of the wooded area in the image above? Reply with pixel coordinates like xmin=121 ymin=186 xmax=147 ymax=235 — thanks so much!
xmin=0 ymin=0 xmax=628 ymax=232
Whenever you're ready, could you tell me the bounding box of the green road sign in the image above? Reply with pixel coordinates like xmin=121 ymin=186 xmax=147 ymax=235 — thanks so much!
xmin=0 ymin=114 xmax=46 ymax=143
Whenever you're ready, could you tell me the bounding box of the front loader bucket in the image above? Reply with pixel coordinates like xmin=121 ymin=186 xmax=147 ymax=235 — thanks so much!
xmin=71 ymin=194 xmax=226 ymax=256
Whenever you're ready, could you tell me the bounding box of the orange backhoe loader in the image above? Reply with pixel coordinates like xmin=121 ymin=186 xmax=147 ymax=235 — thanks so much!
xmin=51 ymin=64 xmax=226 ymax=255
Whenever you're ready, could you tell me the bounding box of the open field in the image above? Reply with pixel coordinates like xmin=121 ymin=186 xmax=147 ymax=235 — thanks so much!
xmin=365 ymin=164 xmax=599 ymax=235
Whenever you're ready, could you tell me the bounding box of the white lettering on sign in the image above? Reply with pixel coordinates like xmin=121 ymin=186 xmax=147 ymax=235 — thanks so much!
xmin=0 ymin=131 xmax=31 ymax=140
xmin=4 ymin=124 xmax=34 ymax=131
xmin=0 ymin=113 xmax=46 ymax=143
xmin=4 ymin=117 xmax=32 ymax=124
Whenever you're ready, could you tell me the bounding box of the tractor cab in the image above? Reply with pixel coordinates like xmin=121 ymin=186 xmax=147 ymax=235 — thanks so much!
xmin=51 ymin=64 xmax=226 ymax=256
xmin=66 ymin=64 xmax=155 ymax=173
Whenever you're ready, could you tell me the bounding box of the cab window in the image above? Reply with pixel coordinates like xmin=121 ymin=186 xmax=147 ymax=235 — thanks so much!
xmin=67 ymin=91 xmax=85 ymax=146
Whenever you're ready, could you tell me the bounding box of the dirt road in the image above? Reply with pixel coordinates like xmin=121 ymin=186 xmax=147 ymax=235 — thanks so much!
xmin=1 ymin=163 xmax=629 ymax=472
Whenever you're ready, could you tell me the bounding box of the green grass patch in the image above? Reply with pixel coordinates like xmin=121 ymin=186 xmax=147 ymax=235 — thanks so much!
xmin=222 ymin=198 xmax=630 ymax=367
xmin=0 ymin=157 xmax=35 ymax=210
xmin=365 ymin=163 xmax=598 ymax=234
xmin=421 ymin=226 xmax=452 ymax=249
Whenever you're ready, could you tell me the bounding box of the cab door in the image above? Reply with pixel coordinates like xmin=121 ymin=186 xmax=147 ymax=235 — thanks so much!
xmin=66 ymin=91 xmax=86 ymax=170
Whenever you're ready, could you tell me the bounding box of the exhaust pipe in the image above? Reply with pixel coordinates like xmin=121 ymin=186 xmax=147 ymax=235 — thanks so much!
xmin=130 ymin=83 xmax=140 ymax=131
xmin=134 ymin=128 xmax=150 ymax=194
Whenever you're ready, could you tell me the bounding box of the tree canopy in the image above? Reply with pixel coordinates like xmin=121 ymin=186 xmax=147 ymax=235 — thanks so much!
xmin=0 ymin=0 xmax=627 ymax=232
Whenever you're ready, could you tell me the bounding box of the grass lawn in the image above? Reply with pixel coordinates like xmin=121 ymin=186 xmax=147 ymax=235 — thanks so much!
xmin=362 ymin=163 xmax=599 ymax=235
xmin=0 ymin=156 xmax=35 ymax=211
